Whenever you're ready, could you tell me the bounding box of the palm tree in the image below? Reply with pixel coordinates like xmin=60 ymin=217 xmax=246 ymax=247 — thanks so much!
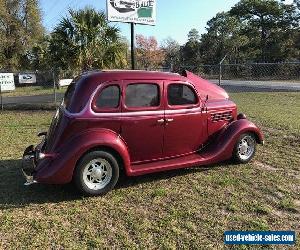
xmin=49 ymin=7 xmax=128 ymax=72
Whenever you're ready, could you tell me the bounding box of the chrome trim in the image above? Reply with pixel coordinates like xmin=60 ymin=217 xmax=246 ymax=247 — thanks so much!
xmin=22 ymin=169 xmax=37 ymax=186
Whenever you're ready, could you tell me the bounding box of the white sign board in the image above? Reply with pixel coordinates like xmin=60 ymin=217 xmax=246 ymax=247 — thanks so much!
xmin=0 ymin=73 xmax=15 ymax=92
xmin=19 ymin=73 xmax=36 ymax=84
xmin=58 ymin=79 xmax=73 ymax=87
xmin=107 ymin=0 xmax=156 ymax=25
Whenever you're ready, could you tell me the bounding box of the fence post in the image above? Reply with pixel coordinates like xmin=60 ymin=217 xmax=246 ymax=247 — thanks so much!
xmin=52 ymin=70 xmax=57 ymax=104
xmin=218 ymin=55 xmax=227 ymax=86
xmin=218 ymin=63 xmax=222 ymax=86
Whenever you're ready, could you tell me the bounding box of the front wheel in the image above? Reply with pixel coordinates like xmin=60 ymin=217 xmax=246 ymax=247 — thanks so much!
xmin=232 ymin=133 xmax=256 ymax=164
xmin=74 ymin=151 xmax=119 ymax=196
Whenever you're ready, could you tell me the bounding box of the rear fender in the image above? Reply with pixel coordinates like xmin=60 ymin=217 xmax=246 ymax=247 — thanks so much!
xmin=34 ymin=129 xmax=130 ymax=184
xmin=201 ymin=119 xmax=263 ymax=163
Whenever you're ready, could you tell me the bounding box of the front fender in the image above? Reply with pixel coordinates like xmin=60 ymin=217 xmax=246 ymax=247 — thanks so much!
xmin=201 ymin=119 xmax=263 ymax=164
xmin=34 ymin=129 xmax=130 ymax=184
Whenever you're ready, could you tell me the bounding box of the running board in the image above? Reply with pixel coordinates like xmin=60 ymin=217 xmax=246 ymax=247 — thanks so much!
xmin=129 ymin=153 xmax=208 ymax=176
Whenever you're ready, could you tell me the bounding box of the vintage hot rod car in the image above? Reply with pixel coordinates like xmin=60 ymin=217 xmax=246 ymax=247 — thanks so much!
xmin=22 ymin=70 xmax=264 ymax=195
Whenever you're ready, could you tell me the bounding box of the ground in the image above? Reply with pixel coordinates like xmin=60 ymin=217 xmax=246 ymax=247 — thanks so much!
xmin=0 ymin=92 xmax=299 ymax=249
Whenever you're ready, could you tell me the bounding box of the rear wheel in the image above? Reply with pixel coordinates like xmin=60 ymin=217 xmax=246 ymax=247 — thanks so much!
xmin=233 ymin=133 xmax=256 ymax=163
xmin=74 ymin=151 xmax=119 ymax=196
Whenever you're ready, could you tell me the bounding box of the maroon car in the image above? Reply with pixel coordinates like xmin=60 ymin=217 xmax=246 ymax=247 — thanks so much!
xmin=22 ymin=70 xmax=264 ymax=195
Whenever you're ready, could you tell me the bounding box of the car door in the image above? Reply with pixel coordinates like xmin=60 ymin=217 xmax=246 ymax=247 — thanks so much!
xmin=163 ymin=81 xmax=206 ymax=158
xmin=120 ymin=80 xmax=164 ymax=163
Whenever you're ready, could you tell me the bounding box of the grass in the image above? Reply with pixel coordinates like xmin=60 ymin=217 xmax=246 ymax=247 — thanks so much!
xmin=1 ymin=85 xmax=66 ymax=97
xmin=0 ymin=92 xmax=299 ymax=249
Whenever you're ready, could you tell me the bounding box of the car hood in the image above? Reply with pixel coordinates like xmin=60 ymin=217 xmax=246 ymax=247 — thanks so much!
xmin=183 ymin=70 xmax=229 ymax=100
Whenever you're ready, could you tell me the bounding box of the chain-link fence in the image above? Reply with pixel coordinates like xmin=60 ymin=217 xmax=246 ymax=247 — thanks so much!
xmin=0 ymin=70 xmax=81 ymax=110
xmin=180 ymin=62 xmax=300 ymax=92
xmin=0 ymin=62 xmax=299 ymax=110
xmin=181 ymin=62 xmax=300 ymax=81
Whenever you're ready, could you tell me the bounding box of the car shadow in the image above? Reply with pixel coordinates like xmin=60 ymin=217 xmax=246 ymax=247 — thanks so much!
xmin=0 ymin=159 xmax=231 ymax=210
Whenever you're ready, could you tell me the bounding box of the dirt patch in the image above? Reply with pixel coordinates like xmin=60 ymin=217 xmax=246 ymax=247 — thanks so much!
xmin=254 ymin=161 xmax=281 ymax=171
xmin=294 ymin=200 xmax=300 ymax=208
xmin=271 ymin=209 xmax=285 ymax=217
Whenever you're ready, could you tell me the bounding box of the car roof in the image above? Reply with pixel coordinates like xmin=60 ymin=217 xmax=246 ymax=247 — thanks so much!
xmin=81 ymin=70 xmax=188 ymax=84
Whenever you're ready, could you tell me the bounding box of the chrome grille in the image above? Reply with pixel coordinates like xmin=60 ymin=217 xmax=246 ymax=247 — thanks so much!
xmin=211 ymin=111 xmax=233 ymax=122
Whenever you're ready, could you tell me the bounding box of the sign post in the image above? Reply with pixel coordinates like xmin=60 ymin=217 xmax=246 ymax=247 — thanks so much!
xmin=0 ymin=73 xmax=15 ymax=111
xmin=130 ymin=22 xmax=135 ymax=69
xmin=0 ymin=84 xmax=2 ymax=111
xmin=107 ymin=0 xmax=157 ymax=70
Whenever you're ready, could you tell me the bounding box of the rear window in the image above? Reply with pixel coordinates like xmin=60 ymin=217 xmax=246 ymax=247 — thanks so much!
xmin=63 ymin=80 xmax=77 ymax=111
xmin=95 ymin=85 xmax=120 ymax=109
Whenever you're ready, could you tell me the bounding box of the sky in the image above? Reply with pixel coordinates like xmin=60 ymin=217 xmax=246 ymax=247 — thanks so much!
xmin=40 ymin=0 xmax=293 ymax=45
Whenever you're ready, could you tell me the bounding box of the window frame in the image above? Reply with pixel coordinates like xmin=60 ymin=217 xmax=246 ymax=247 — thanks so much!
xmin=92 ymin=83 xmax=121 ymax=113
xmin=123 ymin=81 xmax=162 ymax=112
xmin=166 ymin=82 xmax=200 ymax=109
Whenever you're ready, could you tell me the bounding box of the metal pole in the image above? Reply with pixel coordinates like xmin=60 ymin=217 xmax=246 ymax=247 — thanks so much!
xmin=0 ymin=84 xmax=3 ymax=111
xmin=218 ymin=63 xmax=222 ymax=86
xmin=218 ymin=55 xmax=227 ymax=86
xmin=52 ymin=70 xmax=57 ymax=104
xmin=131 ymin=23 xmax=135 ymax=70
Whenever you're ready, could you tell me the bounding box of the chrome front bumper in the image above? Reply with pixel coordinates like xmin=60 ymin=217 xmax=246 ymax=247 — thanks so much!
xmin=21 ymin=145 xmax=38 ymax=185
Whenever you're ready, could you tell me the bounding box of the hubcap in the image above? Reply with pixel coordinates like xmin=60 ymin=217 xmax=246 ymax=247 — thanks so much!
xmin=83 ymin=158 xmax=112 ymax=190
xmin=238 ymin=135 xmax=255 ymax=161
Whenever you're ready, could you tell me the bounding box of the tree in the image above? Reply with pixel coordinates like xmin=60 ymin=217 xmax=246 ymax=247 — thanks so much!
xmin=49 ymin=7 xmax=128 ymax=72
xmin=180 ymin=28 xmax=202 ymax=68
xmin=136 ymin=34 xmax=165 ymax=69
xmin=187 ymin=28 xmax=200 ymax=43
xmin=161 ymin=37 xmax=180 ymax=71
xmin=230 ymin=0 xmax=299 ymax=62
xmin=0 ymin=0 xmax=44 ymax=70
xmin=199 ymin=12 xmax=248 ymax=64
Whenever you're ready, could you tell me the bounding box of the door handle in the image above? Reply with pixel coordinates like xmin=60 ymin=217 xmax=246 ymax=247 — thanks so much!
xmin=166 ymin=118 xmax=174 ymax=122
xmin=157 ymin=119 xmax=165 ymax=124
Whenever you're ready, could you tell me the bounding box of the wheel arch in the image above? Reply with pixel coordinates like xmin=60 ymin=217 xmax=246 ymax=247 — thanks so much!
xmin=74 ymin=145 xmax=126 ymax=176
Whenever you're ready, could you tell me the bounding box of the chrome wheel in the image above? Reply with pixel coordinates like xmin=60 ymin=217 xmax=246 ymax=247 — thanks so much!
xmin=82 ymin=158 xmax=112 ymax=190
xmin=237 ymin=135 xmax=255 ymax=161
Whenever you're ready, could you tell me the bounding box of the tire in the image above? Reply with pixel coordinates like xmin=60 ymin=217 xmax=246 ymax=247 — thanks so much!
xmin=74 ymin=151 xmax=119 ymax=196
xmin=232 ymin=133 xmax=256 ymax=164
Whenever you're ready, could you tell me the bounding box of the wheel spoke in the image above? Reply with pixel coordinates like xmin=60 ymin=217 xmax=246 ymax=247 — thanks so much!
xmin=82 ymin=157 xmax=113 ymax=191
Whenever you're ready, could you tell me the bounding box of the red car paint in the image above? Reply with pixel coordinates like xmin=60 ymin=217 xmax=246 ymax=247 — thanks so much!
xmin=25 ymin=70 xmax=263 ymax=184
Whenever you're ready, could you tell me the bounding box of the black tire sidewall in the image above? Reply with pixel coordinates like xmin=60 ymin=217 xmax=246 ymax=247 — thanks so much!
xmin=74 ymin=151 xmax=119 ymax=196
xmin=233 ymin=133 xmax=256 ymax=164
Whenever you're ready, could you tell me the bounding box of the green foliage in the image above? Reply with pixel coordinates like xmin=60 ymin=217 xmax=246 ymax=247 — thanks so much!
xmin=230 ymin=0 xmax=299 ymax=62
xmin=180 ymin=28 xmax=202 ymax=67
xmin=161 ymin=37 xmax=181 ymax=71
xmin=48 ymin=7 xmax=128 ymax=72
xmin=180 ymin=0 xmax=300 ymax=66
xmin=0 ymin=0 xmax=44 ymax=70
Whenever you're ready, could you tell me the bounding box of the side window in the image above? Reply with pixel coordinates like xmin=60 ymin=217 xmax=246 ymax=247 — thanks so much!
xmin=168 ymin=84 xmax=197 ymax=106
xmin=125 ymin=83 xmax=160 ymax=108
xmin=96 ymin=85 xmax=120 ymax=109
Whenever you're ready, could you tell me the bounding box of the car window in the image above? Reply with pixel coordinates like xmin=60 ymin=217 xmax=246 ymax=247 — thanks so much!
xmin=125 ymin=83 xmax=160 ymax=108
xmin=168 ymin=84 xmax=197 ymax=106
xmin=96 ymin=85 xmax=120 ymax=109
